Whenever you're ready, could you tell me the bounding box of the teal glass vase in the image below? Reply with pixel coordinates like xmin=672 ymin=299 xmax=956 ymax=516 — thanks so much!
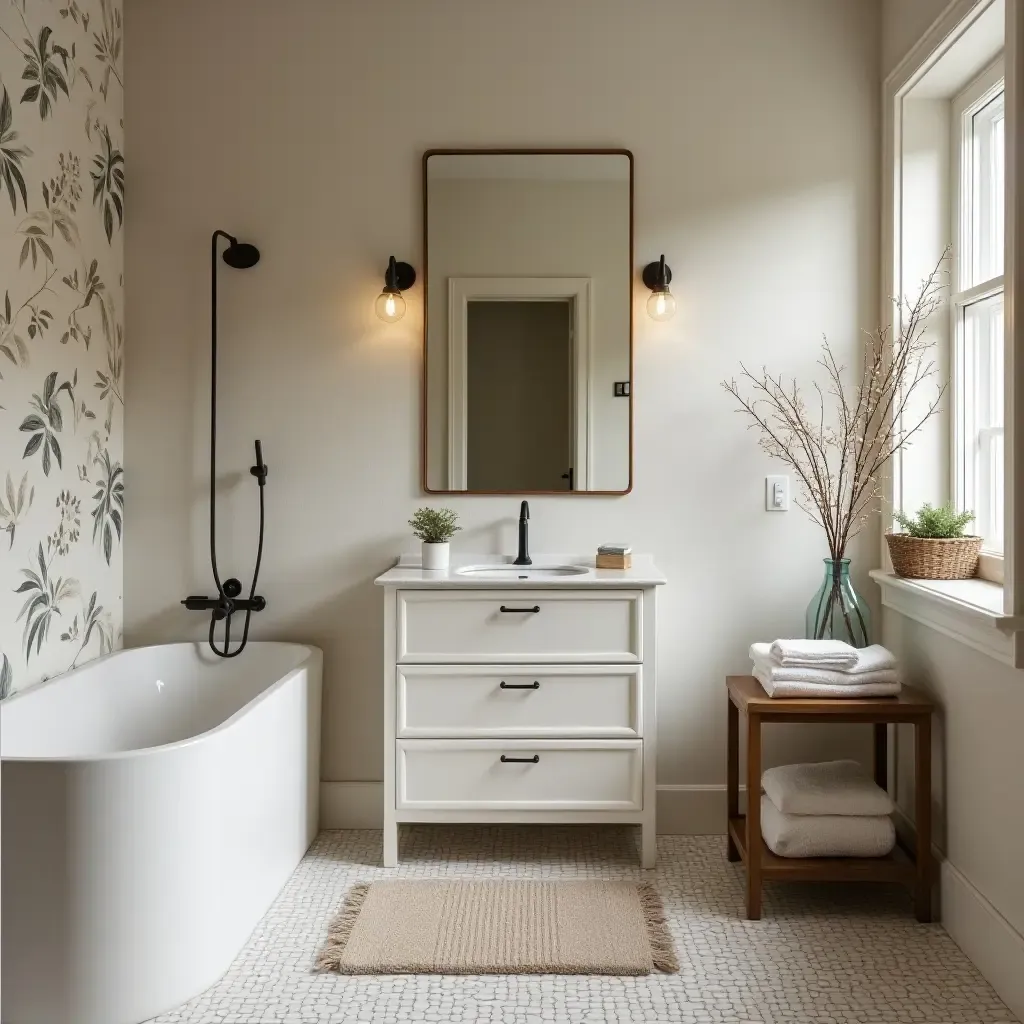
xmin=805 ymin=558 xmax=870 ymax=648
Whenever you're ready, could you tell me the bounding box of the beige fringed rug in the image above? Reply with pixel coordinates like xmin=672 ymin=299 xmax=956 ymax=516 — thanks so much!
xmin=316 ymin=879 xmax=678 ymax=976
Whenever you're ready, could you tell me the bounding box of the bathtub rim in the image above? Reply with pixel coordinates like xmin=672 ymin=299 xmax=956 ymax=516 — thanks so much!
xmin=0 ymin=640 xmax=322 ymax=764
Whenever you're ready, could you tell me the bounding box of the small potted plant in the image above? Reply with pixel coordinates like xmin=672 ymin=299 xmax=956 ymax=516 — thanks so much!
xmin=409 ymin=507 xmax=461 ymax=571
xmin=886 ymin=503 xmax=982 ymax=580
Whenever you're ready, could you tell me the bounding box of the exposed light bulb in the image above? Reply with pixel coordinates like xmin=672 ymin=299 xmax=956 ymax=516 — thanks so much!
xmin=646 ymin=288 xmax=676 ymax=322
xmin=375 ymin=289 xmax=406 ymax=323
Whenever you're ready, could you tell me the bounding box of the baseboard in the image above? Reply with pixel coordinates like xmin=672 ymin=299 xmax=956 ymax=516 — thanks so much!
xmin=320 ymin=781 xmax=744 ymax=833
xmin=894 ymin=806 xmax=1024 ymax=1020
xmin=942 ymin=860 xmax=1024 ymax=1021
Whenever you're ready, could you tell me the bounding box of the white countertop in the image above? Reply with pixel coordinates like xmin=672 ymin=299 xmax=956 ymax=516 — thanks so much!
xmin=374 ymin=553 xmax=666 ymax=589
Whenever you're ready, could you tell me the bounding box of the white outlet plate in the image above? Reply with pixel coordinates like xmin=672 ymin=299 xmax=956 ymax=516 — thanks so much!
xmin=765 ymin=475 xmax=790 ymax=511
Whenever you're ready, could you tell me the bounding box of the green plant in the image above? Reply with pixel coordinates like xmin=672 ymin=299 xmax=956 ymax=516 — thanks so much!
xmin=893 ymin=502 xmax=975 ymax=539
xmin=409 ymin=507 xmax=461 ymax=544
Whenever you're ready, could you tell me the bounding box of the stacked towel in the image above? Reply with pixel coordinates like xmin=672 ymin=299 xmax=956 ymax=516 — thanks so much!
xmin=760 ymin=760 xmax=896 ymax=858
xmin=749 ymin=641 xmax=900 ymax=698
xmin=770 ymin=639 xmax=859 ymax=669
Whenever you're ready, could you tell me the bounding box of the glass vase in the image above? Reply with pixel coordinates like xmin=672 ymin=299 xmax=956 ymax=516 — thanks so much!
xmin=805 ymin=558 xmax=871 ymax=648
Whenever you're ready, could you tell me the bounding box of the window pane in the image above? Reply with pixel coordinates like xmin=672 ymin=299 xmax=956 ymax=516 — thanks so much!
xmin=960 ymin=291 xmax=1004 ymax=552
xmin=970 ymin=92 xmax=1004 ymax=284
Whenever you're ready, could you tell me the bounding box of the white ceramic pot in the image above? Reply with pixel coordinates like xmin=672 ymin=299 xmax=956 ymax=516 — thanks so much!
xmin=421 ymin=541 xmax=450 ymax=571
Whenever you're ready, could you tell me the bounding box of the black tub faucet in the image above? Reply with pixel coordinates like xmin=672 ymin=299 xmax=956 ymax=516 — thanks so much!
xmin=514 ymin=501 xmax=532 ymax=566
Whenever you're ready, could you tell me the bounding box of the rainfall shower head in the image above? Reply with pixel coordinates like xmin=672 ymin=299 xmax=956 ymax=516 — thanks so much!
xmin=222 ymin=239 xmax=261 ymax=269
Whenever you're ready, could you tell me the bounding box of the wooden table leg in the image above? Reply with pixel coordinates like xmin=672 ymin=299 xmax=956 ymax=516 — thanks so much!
xmin=914 ymin=715 xmax=933 ymax=922
xmin=745 ymin=711 xmax=762 ymax=919
xmin=727 ymin=695 xmax=739 ymax=861
xmin=873 ymin=722 xmax=888 ymax=791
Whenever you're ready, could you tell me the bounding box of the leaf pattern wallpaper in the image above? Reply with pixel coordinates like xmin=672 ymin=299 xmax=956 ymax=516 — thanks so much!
xmin=0 ymin=0 xmax=123 ymax=698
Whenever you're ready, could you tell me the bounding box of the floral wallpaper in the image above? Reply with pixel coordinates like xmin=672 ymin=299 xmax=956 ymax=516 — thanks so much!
xmin=0 ymin=0 xmax=123 ymax=697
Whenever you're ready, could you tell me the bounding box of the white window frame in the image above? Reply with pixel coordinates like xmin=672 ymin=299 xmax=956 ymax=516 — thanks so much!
xmin=951 ymin=57 xmax=1006 ymax=580
xmin=878 ymin=0 xmax=1024 ymax=666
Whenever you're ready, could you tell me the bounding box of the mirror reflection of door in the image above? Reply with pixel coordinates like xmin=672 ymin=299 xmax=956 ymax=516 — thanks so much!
xmin=466 ymin=300 xmax=573 ymax=491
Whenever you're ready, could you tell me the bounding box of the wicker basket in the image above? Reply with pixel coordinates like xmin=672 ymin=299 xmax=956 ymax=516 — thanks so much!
xmin=885 ymin=533 xmax=983 ymax=580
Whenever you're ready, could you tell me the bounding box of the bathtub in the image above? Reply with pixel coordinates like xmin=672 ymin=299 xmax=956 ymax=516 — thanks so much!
xmin=1 ymin=642 xmax=322 ymax=1024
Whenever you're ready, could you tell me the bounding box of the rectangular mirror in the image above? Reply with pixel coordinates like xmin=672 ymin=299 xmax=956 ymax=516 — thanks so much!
xmin=423 ymin=149 xmax=633 ymax=493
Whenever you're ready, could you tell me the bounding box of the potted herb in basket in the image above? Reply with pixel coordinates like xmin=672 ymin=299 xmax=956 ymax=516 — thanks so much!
xmin=409 ymin=507 xmax=461 ymax=571
xmin=887 ymin=503 xmax=981 ymax=580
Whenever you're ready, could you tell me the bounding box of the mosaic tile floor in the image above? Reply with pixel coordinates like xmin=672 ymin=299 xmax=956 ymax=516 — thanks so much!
xmin=149 ymin=827 xmax=1017 ymax=1024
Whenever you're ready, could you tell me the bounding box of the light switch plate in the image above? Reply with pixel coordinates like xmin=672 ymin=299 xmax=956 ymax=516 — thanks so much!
xmin=765 ymin=475 xmax=790 ymax=511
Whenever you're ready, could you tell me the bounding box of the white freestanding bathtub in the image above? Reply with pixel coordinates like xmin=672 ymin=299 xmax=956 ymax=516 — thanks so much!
xmin=0 ymin=642 xmax=322 ymax=1024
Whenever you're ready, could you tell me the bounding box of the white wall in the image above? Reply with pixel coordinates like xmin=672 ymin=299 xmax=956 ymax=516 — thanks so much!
xmin=124 ymin=0 xmax=881 ymax=831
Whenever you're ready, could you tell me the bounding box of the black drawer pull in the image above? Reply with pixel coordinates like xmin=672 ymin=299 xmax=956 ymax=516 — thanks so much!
xmin=500 ymin=681 xmax=540 ymax=690
xmin=499 ymin=605 xmax=540 ymax=613
xmin=500 ymin=754 xmax=539 ymax=764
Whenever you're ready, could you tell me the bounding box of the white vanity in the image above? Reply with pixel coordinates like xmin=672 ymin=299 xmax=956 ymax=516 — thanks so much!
xmin=374 ymin=555 xmax=665 ymax=867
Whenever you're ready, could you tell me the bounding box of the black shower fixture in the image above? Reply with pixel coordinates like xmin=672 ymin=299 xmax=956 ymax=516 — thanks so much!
xmin=181 ymin=229 xmax=268 ymax=657
xmin=222 ymin=239 xmax=261 ymax=269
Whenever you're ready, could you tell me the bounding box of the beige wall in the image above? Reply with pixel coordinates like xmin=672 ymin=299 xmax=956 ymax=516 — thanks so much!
xmin=426 ymin=177 xmax=630 ymax=491
xmin=882 ymin=0 xmax=953 ymax=77
xmin=124 ymin=0 xmax=880 ymax=826
xmin=887 ymin=614 xmax=1024 ymax=935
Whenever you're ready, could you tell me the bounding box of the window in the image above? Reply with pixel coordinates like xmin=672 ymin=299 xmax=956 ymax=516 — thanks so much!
xmin=952 ymin=59 xmax=1005 ymax=564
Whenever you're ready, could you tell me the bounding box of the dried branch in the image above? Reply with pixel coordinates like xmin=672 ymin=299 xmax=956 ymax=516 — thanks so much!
xmin=722 ymin=248 xmax=950 ymax=560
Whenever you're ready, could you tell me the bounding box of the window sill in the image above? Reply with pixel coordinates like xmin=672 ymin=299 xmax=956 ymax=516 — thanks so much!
xmin=869 ymin=569 xmax=1014 ymax=665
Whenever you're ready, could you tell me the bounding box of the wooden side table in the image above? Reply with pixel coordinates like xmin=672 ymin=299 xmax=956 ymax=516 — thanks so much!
xmin=726 ymin=675 xmax=936 ymax=922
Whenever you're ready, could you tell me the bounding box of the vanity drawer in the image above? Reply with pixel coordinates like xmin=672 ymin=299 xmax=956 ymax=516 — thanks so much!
xmin=396 ymin=590 xmax=642 ymax=663
xmin=397 ymin=664 xmax=641 ymax=738
xmin=396 ymin=740 xmax=642 ymax=811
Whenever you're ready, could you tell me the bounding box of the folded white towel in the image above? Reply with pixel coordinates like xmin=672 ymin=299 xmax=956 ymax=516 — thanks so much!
xmin=762 ymin=760 xmax=895 ymax=817
xmin=770 ymin=638 xmax=858 ymax=669
xmin=749 ymin=644 xmax=900 ymax=687
xmin=838 ymin=644 xmax=899 ymax=675
xmin=753 ymin=666 xmax=901 ymax=699
xmin=760 ymin=795 xmax=896 ymax=858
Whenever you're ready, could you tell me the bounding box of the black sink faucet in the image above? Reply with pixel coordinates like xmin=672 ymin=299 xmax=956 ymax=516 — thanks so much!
xmin=513 ymin=500 xmax=532 ymax=565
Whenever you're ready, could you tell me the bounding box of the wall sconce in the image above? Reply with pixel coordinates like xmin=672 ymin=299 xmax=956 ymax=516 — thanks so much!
xmin=642 ymin=255 xmax=676 ymax=322
xmin=375 ymin=256 xmax=416 ymax=323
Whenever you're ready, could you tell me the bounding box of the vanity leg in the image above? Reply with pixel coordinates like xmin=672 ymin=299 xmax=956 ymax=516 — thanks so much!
xmin=641 ymin=820 xmax=656 ymax=869
xmin=383 ymin=820 xmax=398 ymax=868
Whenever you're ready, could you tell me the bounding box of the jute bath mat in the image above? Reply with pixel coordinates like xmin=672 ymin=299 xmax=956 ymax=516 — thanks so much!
xmin=316 ymin=879 xmax=678 ymax=975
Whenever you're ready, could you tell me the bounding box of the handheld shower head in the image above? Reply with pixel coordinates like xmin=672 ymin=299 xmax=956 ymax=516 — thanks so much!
xmin=222 ymin=239 xmax=261 ymax=269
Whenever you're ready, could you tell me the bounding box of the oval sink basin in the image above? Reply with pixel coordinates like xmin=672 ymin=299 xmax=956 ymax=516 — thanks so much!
xmin=456 ymin=564 xmax=590 ymax=579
